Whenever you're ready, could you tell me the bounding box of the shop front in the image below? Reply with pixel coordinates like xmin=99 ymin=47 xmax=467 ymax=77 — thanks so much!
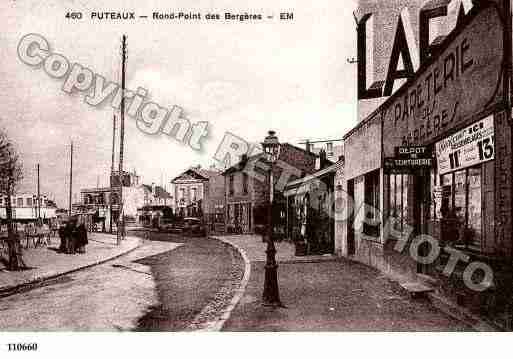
xmin=342 ymin=3 xmax=513 ymax=327
xmin=284 ymin=161 xmax=342 ymax=256
xmin=226 ymin=202 xmax=252 ymax=234
xmin=381 ymin=3 xmax=506 ymax=264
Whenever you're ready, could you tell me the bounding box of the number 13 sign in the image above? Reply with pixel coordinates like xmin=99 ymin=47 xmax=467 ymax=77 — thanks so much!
xmin=436 ymin=115 xmax=495 ymax=175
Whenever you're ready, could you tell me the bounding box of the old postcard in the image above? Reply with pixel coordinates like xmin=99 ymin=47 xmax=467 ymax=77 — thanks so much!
xmin=0 ymin=0 xmax=511 ymax=357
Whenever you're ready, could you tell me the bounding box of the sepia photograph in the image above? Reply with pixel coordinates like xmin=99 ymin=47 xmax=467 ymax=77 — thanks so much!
xmin=0 ymin=0 xmax=512 ymax=356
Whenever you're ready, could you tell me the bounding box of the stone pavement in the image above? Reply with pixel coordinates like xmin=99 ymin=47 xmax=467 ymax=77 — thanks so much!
xmin=0 ymin=233 xmax=141 ymax=295
xmin=216 ymin=234 xmax=473 ymax=331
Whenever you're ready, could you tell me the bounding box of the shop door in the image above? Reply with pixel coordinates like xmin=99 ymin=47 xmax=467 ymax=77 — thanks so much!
xmin=347 ymin=180 xmax=355 ymax=256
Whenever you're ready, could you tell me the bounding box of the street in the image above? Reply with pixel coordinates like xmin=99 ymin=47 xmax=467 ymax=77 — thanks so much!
xmin=0 ymin=232 xmax=244 ymax=331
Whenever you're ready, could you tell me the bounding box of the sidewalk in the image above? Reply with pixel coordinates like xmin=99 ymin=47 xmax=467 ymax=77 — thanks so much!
xmin=216 ymin=234 xmax=472 ymax=331
xmin=0 ymin=233 xmax=141 ymax=295
xmin=214 ymin=234 xmax=336 ymax=263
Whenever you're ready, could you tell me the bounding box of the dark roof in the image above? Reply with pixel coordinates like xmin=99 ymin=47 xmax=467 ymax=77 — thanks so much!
xmin=194 ymin=167 xmax=220 ymax=179
xmin=172 ymin=167 xmax=221 ymax=182
xmin=222 ymin=153 xmax=265 ymax=176
xmin=222 ymin=143 xmax=319 ymax=176
xmin=142 ymin=184 xmax=172 ymax=199
xmin=155 ymin=186 xmax=171 ymax=199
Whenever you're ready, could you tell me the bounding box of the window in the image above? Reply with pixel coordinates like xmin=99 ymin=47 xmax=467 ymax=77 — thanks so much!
xmin=388 ymin=174 xmax=410 ymax=232
xmin=439 ymin=166 xmax=482 ymax=250
xmin=17 ymin=198 xmax=23 ymax=207
xmin=0 ymin=197 xmax=3 ymax=206
xmin=364 ymin=170 xmax=381 ymax=237
xmin=192 ymin=188 xmax=197 ymax=201
xmin=26 ymin=198 xmax=33 ymax=207
xmin=243 ymin=173 xmax=248 ymax=194
xmin=229 ymin=175 xmax=234 ymax=196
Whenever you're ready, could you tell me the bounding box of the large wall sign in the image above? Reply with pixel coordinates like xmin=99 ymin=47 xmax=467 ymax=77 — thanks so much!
xmin=436 ymin=115 xmax=494 ymax=175
xmin=381 ymin=5 xmax=503 ymax=157
xmin=344 ymin=112 xmax=381 ymax=180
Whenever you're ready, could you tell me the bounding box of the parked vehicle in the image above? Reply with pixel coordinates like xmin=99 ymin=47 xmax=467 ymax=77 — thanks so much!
xmin=182 ymin=217 xmax=206 ymax=236
xmin=159 ymin=217 xmax=175 ymax=232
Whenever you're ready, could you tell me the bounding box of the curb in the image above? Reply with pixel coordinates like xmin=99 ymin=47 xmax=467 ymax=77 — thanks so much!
xmin=190 ymin=236 xmax=251 ymax=332
xmin=0 ymin=235 xmax=143 ymax=298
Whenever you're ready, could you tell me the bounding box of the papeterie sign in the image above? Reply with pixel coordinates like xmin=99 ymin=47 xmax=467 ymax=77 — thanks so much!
xmin=381 ymin=5 xmax=503 ymax=157
xmin=435 ymin=115 xmax=494 ymax=175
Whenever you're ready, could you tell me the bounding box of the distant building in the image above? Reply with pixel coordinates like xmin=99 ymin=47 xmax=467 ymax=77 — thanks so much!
xmin=0 ymin=193 xmax=57 ymax=222
xmin=171 ymin=166 xmax=224 ymax=218
xmin=222 ymin=143 xmax=319 ymax=234
xmin=302 ymin=139 xmax=344 ymax=163
xmin=141 ymin=183 xmax=173 ymax=207
xmin=78 ymin=169 xmax=172 ymax=229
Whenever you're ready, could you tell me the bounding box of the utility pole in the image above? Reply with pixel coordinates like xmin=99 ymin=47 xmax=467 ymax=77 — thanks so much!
xmin=110 ymin=114 xmax=116 ymax=234
xmin=68 ymin=142 xmax=73 ymax=217
xmin=37 ymin=163 xmax=40 ymax=221
xmin=117 ymin=34 xmax=127 ymax=245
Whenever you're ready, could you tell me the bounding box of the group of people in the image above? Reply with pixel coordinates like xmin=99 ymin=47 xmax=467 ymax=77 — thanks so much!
xmin=58 ymin=216 xmax=88 ymax=254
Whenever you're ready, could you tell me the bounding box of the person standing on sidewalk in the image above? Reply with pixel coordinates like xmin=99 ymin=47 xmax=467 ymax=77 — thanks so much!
xmin=75 ymin=216 xmax=88 ymax=254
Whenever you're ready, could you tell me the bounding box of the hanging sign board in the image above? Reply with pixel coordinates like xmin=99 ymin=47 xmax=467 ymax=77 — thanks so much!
xmin=435 ymin=115 xmax=494 ymax=175
xmin=384 ymin=145 xmax=433 ymax=173
xmin=384 ymin=157 xmax=433 ymax=174
xmin=396 ymin=146 xmax=432 ymax=159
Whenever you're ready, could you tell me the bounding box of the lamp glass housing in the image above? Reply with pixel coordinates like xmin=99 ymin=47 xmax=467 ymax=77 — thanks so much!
xmin=262 ymin=131 xmax=280 ymax=164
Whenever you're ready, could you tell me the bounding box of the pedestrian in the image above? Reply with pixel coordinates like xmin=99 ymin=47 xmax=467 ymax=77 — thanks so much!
xmin=58 ymin=217 xmax=70 ymax=253
xmin=66 ymin=216 xmax=78 ymax=254
xmin=75 ymin=216 xmax=88 ymax=254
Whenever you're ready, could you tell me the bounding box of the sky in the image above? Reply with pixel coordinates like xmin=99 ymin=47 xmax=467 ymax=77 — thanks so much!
xmin=0 ymin=0 xmax=358 ymax=208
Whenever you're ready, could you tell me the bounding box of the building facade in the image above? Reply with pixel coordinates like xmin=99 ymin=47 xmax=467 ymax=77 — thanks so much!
xmin=341 ymin=0 xmax=513 ymax=329
xmin=0 ymin=193 xmax=57 ymax=222
xmin=171 ymin=166 xmax=224 ymax=218
xmin=284 ymin=159 xmax=344 ymax=255
xmin=79 ymin=170 xmax=172 ymax=229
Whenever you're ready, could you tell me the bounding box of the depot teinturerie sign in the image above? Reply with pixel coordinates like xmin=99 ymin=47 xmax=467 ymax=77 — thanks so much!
xmin=436 ymin=115 xmax=494 ymax=175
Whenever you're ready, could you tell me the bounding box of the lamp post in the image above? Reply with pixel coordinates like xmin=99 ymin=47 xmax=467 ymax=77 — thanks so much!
xmin=261 ymin=130 xmax=282 ymax=307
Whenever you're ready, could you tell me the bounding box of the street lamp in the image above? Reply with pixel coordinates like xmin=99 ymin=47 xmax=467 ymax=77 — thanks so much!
xmin=261 ymin=130 xmax=282 ymax=307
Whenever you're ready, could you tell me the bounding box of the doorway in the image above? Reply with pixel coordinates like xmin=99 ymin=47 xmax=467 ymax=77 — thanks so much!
xmin=347 ymin=179 xmax=355 ymax=256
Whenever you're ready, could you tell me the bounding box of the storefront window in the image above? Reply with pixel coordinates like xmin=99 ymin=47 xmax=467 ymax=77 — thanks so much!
xmin=467 ymin=167 xmax=482 ymax=248
xmin=439 ymin=166 xmax=483 ymax=250
xmin=390 ymin=175 xmax=396 ymax=217
xmin=402 ymin=175 xmax=409 ymax=226
xmin=441 ymin=174 xmax=453 ymax=218
xmin=388 ymin=174 xmax=409 ymax=232
xmin=454 ymin=170 xmax=467 ymax=223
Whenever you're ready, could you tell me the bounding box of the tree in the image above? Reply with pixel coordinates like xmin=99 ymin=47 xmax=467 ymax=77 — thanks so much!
xmin=0 ymin=130 xmax=24 ymax=270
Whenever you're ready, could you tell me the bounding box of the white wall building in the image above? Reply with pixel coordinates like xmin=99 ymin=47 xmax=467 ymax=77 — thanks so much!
xmin=0 ymin=193 xmax=57 ymax=221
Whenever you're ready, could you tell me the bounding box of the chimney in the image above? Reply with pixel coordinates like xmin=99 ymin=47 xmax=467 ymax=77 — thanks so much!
xmin=319 ymin=149 xmax=328 ymax=169
xmin=305 ymin=140 xmax=311 ymax=153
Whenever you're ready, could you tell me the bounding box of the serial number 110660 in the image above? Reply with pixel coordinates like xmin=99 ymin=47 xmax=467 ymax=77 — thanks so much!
xmin=7 ymin=343 xmax=38 ymax=351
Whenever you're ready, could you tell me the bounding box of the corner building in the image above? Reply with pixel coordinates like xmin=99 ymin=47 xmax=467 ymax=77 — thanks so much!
xmin=340 ymin=0 xmax=513 ymax=329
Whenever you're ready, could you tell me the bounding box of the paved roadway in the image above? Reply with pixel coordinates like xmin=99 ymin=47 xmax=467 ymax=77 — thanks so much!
xmin=0 ymin=231 xmax=243 ymax=331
